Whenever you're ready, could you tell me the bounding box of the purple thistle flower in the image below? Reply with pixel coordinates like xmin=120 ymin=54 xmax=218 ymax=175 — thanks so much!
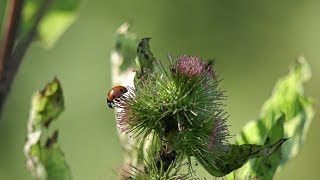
xmin=176 ymin=55 xmax=215 ymax=78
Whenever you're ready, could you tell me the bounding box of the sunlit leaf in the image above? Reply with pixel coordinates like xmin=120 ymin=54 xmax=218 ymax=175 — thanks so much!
xmin=199 ymin=138 xmax=288 ymax=177
xmin=20 ymin=0 xmax=80 ymax=47
xmin=234 ymin=56 xmax=314 ymax=179
xmin=250 ymin=114 xmax=285 ymax=179
xmin=37 ymin=10 xmax=76 ymax=47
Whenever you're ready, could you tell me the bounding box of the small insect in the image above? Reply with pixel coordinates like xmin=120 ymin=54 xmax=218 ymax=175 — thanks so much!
xmin=107 ymin=86 xmax=128 ymax=108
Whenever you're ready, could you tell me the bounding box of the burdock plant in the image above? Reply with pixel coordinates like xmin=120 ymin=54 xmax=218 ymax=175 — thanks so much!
xmin=21 ymin=23 xmax=314 ymax=180
xmin=113 ymin=38 xmax=288 ymax=179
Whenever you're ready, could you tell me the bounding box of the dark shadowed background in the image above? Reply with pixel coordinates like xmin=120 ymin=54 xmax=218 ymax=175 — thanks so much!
xmin=0 ymin=0 xmax=319 ymax=179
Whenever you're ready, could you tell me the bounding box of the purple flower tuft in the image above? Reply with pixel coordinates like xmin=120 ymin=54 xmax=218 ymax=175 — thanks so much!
xmin=176 ymin=55 xmax=214 ymax=78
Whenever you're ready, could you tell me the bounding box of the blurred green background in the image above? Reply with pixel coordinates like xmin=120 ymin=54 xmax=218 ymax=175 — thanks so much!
xmin=0 ymin=0 xmax=319 ymax=179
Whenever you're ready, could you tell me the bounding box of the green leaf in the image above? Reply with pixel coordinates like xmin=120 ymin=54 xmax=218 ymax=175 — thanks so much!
xmin=136 ymin=38 xmax=156 ymax=71
xmin=134 ymin=38 xmax=156 ymax=84
xmin=20 ymin=0 xmax=80 ymax=47
xmin=37 ymin=9 xmax=77 ymax=47
xmin=199 ymin=138 xmax=288 ymax=177
xmin=24 ymin=78 xmax=71 ymax=180
xmin=29 ymin=131 xmax=71 ymax=180
xmin=250 ymin=114 xmax=285 ymax=179
xmin=234 ymin=57 xmax=314 ymax=179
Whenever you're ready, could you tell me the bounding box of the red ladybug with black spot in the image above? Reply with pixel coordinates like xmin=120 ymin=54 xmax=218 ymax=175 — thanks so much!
xmin=107 ymin=86 xmax=128 ymax=108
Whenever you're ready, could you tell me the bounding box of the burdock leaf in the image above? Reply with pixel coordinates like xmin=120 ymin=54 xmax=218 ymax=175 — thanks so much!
xmin=200 ymin=138 xmax=288 ymax=177
xmin=250 ymin=114 xmax=285 ymax=179
xmin=136 ymin=38 xmax=155 ymax=71
xmin=24 ymin=78 xmax=71 ymax=180
xmin=235 ymin=57 xmax=314 ymax=179
xmin=134 ymin=38 xmax=156 ymax=84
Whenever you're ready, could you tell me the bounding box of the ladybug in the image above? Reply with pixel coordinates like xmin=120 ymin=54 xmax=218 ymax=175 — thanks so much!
xmin=107 ymin=86 xmax=128 ymax=108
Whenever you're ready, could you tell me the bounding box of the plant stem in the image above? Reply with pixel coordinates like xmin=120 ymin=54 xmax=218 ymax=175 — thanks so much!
xmin=0 ymin=0 xmax=53 ymax=114
xmin=0 ymin=0 xmax=23 ymax=72
xmin=0 ymin=0 xmax=24 ymax=113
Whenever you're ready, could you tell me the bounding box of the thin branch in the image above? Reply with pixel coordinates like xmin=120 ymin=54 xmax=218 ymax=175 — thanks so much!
xmin=10 ymin=0 xmax=53 ymax=62
xmin=0 ymin=0 xmax=53 ymax=114
xmin=0 ymin=0 xmax=23 ymax=80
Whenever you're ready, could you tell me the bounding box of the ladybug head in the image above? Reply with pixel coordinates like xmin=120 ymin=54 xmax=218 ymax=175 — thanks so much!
xmin=107 ymin=100 xmax=114 ymax=109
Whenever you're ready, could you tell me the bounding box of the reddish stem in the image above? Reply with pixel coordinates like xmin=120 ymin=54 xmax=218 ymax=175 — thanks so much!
xmin=0 ymin=0 xmax=23 ymax=75
xmin=0 ymin=0 xmax=24 ymax=114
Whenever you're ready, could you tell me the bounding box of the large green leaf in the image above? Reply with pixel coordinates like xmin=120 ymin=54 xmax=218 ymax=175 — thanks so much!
xmin=20 ymin=0 xmax=80 ymax=47
xmin=199 ymin=138 xmax=288 ymax=177
xmin=250 ymin=114 xmax=285 ymax=179
xmin=234 ymin=57 xmax=314 ymax=179
xmin=24 ymin=78 xmax=71 ymax=180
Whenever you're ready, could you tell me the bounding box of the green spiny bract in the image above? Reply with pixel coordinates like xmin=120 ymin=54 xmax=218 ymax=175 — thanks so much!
xmin=116 ymin=52 xmax=229 ymax=175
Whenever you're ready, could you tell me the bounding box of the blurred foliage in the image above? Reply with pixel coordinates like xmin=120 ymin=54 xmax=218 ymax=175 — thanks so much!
xmin=0 ymin=0 xmax=7 ymax=36
xmin=20 ymin=0 xmax=80 ymax=47
xmin=234 ymin=57 xmax=314 ymax=179
xmin=24 ymin=78 xmax=71 ymax=180
xmin=114 ymin=22 xmax=138 ymax=72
